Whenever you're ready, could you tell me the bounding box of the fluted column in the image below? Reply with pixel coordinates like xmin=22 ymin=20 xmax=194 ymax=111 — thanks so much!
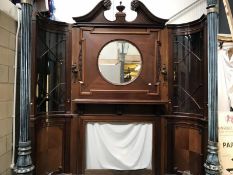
xmin=14 ymin=0 xmax=34 ymax=174
xmin=204 ymin=0 xmax=221 ymax=174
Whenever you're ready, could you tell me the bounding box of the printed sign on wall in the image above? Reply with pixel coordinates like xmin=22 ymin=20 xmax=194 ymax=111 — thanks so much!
xmin=219 ymin=112 xmax=233 ymax=175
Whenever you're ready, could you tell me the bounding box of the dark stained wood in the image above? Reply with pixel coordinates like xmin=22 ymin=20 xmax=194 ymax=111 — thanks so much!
xmin=164 ymin=115 xmax=207 ymax=175
xmin=74 ymin=104 xmax=166 ymax=116
xmin=34 ymin=14 xmax=72 ymax=114
xmin=167 ymin=15 xmax=206 ymax=33
xmin=30 ymin=3 xmax=208 ymax=175
xmin=32 ymin=115 xmax=72 ymax=174
xmin=71 ymin=0 xmax=170 ymax=106
xmin=37 ymin=14 xmax=70 ymax=32
xmin=30 ymin=14 xmax=73 ymax=174
xmin=73 ymin=0 xmax=168 ymax=28
xmin=167 ymin=15 xmax=208 ymax=118
xmin=164 ymin=22 xmax=208 ymax=167
xmin=71 ymin=27 xmax=169 ymax=105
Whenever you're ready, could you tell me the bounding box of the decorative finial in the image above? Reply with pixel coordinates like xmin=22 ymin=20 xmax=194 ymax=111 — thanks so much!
xmin=115 ymin=0 xmax=126 ymax=22
xmin=116 ymin=1 xmax=125 ymax=12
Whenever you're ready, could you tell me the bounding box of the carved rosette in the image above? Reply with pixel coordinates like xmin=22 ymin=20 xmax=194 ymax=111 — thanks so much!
xmin=131 ymin=0 xmax=139 ymax=11
xmin=103 ymin=0 xmax=112 ymax=10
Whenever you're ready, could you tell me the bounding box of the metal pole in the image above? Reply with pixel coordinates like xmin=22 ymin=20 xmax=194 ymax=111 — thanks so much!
xmin=204 ymin=0 xmax=221 ymax=174
xmin=14 ymin=0 xmax=34 ymax=174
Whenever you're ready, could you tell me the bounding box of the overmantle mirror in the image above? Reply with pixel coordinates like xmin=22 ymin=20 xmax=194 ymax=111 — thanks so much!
xmin=98 ymin=40 xmax=142 ymax=85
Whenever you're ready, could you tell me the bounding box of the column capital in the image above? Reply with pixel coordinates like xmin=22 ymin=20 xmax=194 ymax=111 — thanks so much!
xmin=207 ymin=6 xmax=219 ymax=14
xmin=21 ymin=0 xmax=33 ymax=5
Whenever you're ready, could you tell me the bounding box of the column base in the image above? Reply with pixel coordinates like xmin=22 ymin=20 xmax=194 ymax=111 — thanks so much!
xmin=14 ymin=141 xmax=34 ymax=174
xmin=204 ymin=141 xmax=221 ymax=175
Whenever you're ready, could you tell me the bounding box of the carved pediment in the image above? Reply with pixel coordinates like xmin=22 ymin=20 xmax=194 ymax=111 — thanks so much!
xmin=73 ymin=0 xmax=168 ymax=28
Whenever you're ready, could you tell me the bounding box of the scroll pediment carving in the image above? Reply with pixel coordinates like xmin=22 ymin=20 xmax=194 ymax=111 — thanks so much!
xmin=73 ymin=0 xmax=168 ymax=28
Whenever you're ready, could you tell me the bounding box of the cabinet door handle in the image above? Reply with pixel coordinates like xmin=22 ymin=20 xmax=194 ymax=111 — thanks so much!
xmin=72 ymin=64 xmax=80 ymax=83
xmin=161 ymin=64 xmax=167 ymax=81
xmin=173 ymin=71 xmax=177 ymax=81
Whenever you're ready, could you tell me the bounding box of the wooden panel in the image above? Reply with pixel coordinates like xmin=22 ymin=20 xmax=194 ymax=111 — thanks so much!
xmin=71 ymin=27 xmax=169 ymax=105
xmin=33 ymin=116 xmax=71 ymax=174
xmin=36 ymin=126 xmax=63 ymax=175
xmin=174 ymin=127 xmax=202 ymax=173
xmin=165 ymin=116 xmax=207 ymax=175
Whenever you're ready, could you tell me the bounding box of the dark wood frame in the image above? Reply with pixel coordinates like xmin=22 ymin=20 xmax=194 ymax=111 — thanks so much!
xmin=30 ymin=14 xmax=73 ymax=174
xmin=71 ymin=0 xmax=170 ymax=106
xmin=73 ymin=0 xmax=168 ymax=28
xmin=31 ymin=14 xmax=72 ymax=116
xmin=167 ymin=15 xmax=208 ymax=118
xmin=30 ymin=1 xmax=208 ymax=174
xmin=78 ymin=115 xmax=161 ymax=175
xmin=71 ymin=27 xmax=168 ymax=103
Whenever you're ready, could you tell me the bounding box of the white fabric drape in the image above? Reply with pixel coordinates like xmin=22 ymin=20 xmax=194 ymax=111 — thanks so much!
xmin=218 ymin=43 xmax=233 ymax=111
xmin=86 ymin=123 xmax=152 ymax=170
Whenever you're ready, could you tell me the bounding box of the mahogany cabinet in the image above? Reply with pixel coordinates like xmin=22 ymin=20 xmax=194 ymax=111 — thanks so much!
xmin=30 ymin=1 xmax=208 ymax=175
xmin=165 ymin=15 xmax=208 ymax=174
xmin=30 ymin=15 xmax=72 ymax=174
xmin=70 ymin=1 xmax=170 ymax=174
xmin=71 ymin=5 xmax=169 ymax=104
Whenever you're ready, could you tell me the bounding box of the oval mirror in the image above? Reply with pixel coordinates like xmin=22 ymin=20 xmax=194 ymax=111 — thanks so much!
xmin=98 ymin=40 xmax=142 ymax=85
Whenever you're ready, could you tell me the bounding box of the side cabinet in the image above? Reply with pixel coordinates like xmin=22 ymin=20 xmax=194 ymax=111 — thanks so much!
xmin=165 ymin=15 xmax=208 ymax=175
xmin=32 ymin=116 xmax=71 ymax=174
xmin=30 ymin=15 xmax=72 ymax=174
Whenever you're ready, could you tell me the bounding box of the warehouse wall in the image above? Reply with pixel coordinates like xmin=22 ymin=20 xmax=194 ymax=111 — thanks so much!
xmin=0 ymin=0 xmax=18 ymax=174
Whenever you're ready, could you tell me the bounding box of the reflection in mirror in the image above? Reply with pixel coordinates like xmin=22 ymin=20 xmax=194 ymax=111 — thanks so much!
xmin=98 ymin=40 xmax=142 ymax=85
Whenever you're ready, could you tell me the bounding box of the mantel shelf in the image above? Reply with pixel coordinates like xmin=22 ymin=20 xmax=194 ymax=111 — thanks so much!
xmin=72 ymin=99 xmax=170 ymax=105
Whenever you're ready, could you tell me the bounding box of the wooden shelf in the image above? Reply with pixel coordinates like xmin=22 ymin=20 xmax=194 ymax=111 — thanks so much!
xmin=72 ymin=99 xmax=169 ymax=105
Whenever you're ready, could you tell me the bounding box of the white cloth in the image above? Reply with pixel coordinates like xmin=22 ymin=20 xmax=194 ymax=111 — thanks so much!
xmin=86 ymin=123 xmax=152 ymax=170
xmin=218 ymin=43 xmax=233 ymax=111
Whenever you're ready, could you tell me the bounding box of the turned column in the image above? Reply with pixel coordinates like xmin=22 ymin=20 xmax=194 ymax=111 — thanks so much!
xmin=204 ymin=0 xmax=221 ymax=174
xmin=14 ymin=0 xmax=34 ymax=174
